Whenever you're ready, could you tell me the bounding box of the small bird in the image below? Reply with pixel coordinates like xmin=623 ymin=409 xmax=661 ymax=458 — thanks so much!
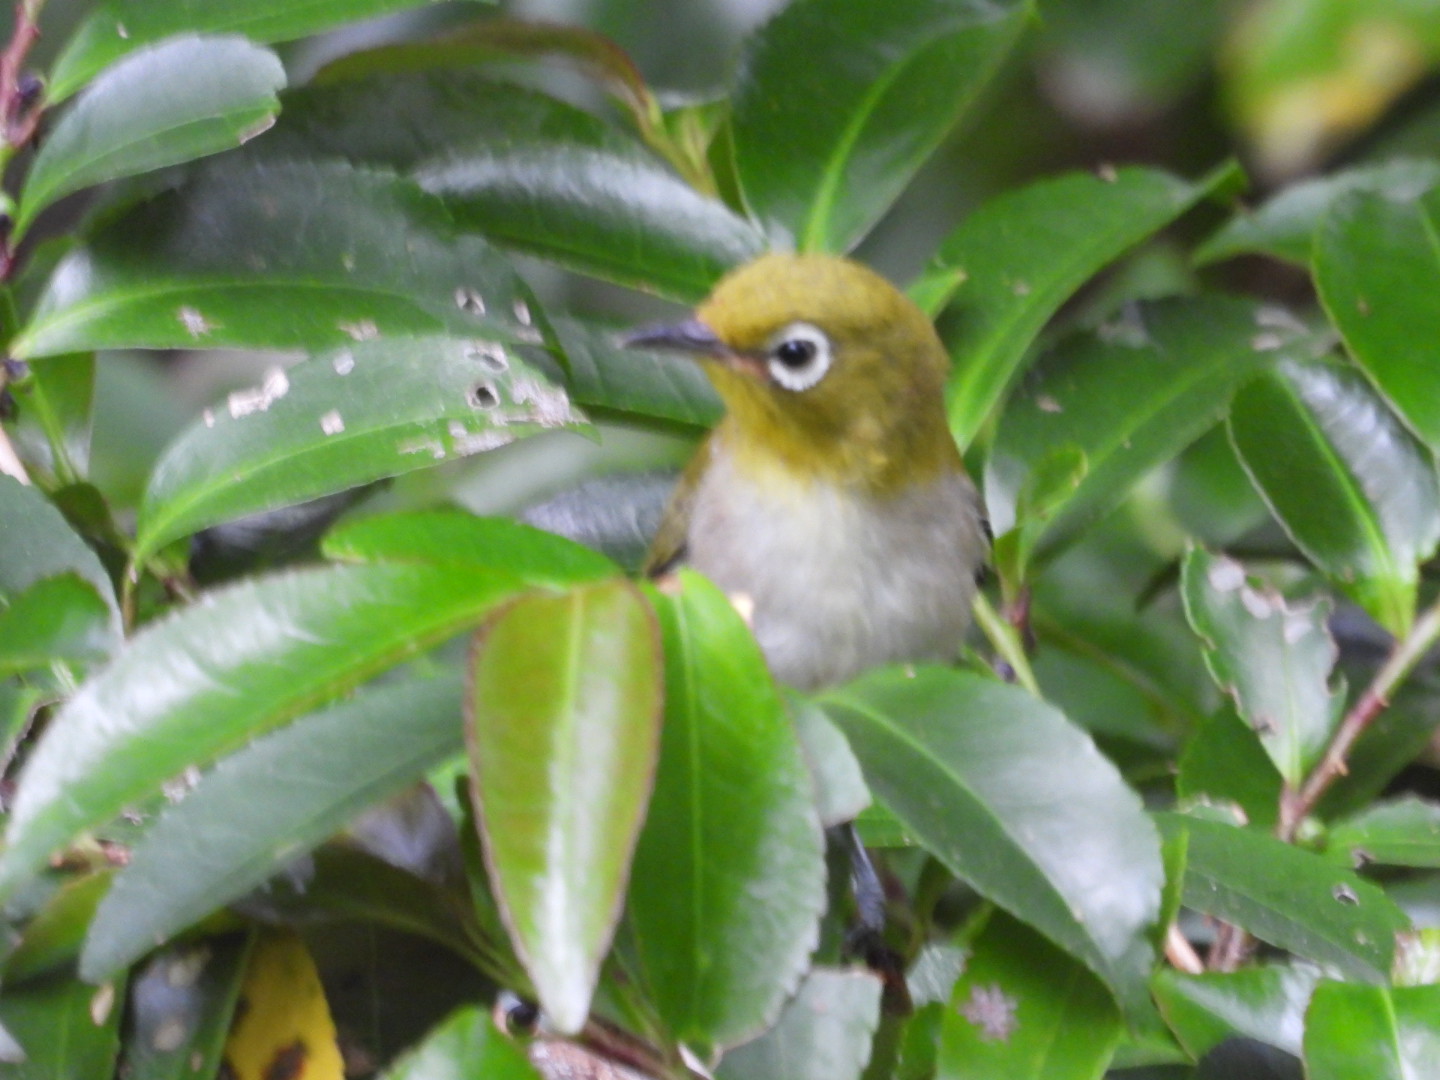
xmin=627 ymin=253 xmax=988 ymax=690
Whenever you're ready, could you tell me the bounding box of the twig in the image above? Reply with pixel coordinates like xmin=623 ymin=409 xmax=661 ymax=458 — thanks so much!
xmin=1164 ymin=923 xmax=1204 ymax=975
xmin=972 ymin=591 xmax=1041 ymax=696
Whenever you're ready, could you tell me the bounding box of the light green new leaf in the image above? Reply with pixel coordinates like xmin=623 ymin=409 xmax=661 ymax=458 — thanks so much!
xmin=1180 ymin=548 xmax=1338 ymax=787
xmin=49 ymin=0 xmax=469 ymax=102
xmin=1304 ymin=981 xmax=1440 ymax=1080
xmin=822 ymin=667 xmax=1163 ymax=1015
xmin=0 ymin=573 xmax=113 ymax=676
xmin=380 ymin=1005 xmax=540 ymax=1080
xmin=1316 ymin=186 xmax=1440 ymax=454
xmin=1229 ymin=360 xmax=1440 ymax=635
xmin=15 ymin=36 xmax=285 ymax=242
xmin=1324 ymin=796 xmax=1440 ymax=870
xmin=468 ymin=581 xmax=662 ymax=1036
xmin=136 ymin=337 xmax=590 ymax=561
xmin=731 ymin=0 xmax=1030 ymax=253
xmin=938 ymin=166 xmax=1228 ymax=448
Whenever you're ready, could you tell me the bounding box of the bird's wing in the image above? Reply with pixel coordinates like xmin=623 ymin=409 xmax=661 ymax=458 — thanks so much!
xmin=643 ymin=434 xmax=714 ymax=578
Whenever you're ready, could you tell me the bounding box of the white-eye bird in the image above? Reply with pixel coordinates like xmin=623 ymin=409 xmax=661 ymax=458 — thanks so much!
xmin=628 ymin=252 xmax=989 ymax=690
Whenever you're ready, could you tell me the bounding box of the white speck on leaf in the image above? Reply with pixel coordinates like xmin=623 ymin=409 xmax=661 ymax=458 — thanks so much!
xmin=398 ymin=437 xmax=446 ymax=460
xmin=165 ymin=946 xmax=211 ymax=989
xmin=341 ymin=253 xmax=356 ymax=272
xmin=91 ymin=983 xmax=116 ymax=1026
xmin=455 ymin=287 xmax=486 ymax=315
xmin=1012 ymin=280 xmax=1031 ymax=297
xmin=960 ymin=984 xmax=1019 ymax=1042
xmin=1251 ymin=331 xmax=1285 ymax=352
xmin=1097 ymin=162 xmax=1118 ymax=182
xmin=1240 ymin=586 xmax=1275 ymax=620
xmin=511 ymin=377 xmax=580 ymax=427
xmin=513 ymin=298 xmax=533 ymax=325
xmin=227 ymin=367 xmax=289 ymax=418
xmin=1207 ymin=556 xmax=1245 ymax=593
xmin=177 ymin=306 xmax=215 ymax=338
xmin=332 ymin=351 xmax=355 ymax=375
xmin=116 ymin=21 xmax=129 ymax=38
xmin=1036 ymin=394 xmax=1062 ymax=414
xmin=338 ymin=319 xmax=379 ymax=341
xmin=152 ymin=1017 xmax=186 ymax=1052
xmin=319 ymin=410 xmax=345 ymax=435
xmin=466 ymin=341 xmax=509 ymax=371
xmin=202 ymin=409 xmax=215 ymax=428
xmin=452 ymin=430 xmax=516 ymax=457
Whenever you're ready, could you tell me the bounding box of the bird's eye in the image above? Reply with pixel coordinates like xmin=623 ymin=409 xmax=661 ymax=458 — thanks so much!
xmin=765 ymin=322 xmax=832 ymax=392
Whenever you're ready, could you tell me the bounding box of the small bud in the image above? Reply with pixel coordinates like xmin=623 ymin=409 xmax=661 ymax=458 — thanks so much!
xmin=17 ymin=74 xmax=43 ymax=111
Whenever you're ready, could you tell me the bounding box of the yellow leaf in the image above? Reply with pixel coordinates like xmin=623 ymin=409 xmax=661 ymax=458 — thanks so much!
xmin=223 ymin=930 xmax=344 ymax=1080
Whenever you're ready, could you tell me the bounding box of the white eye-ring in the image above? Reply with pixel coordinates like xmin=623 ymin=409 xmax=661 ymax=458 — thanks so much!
xmin=765 ymin=321 xmax=833 ymax=392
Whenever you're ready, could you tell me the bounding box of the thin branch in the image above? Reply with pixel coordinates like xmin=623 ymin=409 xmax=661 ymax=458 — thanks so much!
xmin=972 ymin=591 xmax=1042 ymax=696
xmin=1164 ymin=923 xmax=1204 ymax=975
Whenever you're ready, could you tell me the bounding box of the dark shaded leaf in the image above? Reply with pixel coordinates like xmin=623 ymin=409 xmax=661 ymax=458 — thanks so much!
xmin=123 ymin=934 xmax=252 ymax=1080
xmin=1176 ymin=706 xmax=1283 ymax=830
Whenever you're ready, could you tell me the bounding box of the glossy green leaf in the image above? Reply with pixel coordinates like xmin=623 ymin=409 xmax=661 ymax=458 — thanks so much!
xmin=15 ymin=36 xmax=285 ymax=242
xmin=468 ymin=580 xmax=662 ymax=1035
xmin=938 ymin=913 xmax=1122 ymax=1080
xmin=82 ymin=675 xmax=467 ymax=980
xmin=629 ymin=572 xmax=826 ymax=1053
xmin=135 ymin=337 xmax=590 ymax=561
xmin=0 ymin=973 xmax=123 ymax=1078
xmin=1151 ymin=963 xmax=1319 ymax=1059
xmin=1155 ymin=812 xmax=1407 ymax=981
xmin=1195 ymin=159 xmax=1440 ymax=266
xmin=263 ymin=72 xmax=764 ymax=301
xmin=821 ymin=667 xmax=1163 ymax=1014
xmin=1303 ymin=981 xmax=1440 ymax=1080
xmin=550 ymin=316 xmax=721 ymax=427
xmin=380 ymin=1005 xmax=541 ymax=1080
xmin=3 ymin=871 xmax=112 ymax=984
xmin=1229 ymin=360 xmax=1440 ymax=635
xmin=1315 ymin=186 xmax=1440 ymax=453
xmin=48 ymin=0 xmax=464 ymax=102
xmin=0 ymin=475 xmax=119 ymax=635
xmin=1324 ymin=796 xmax=1440 ymax=870
xmin=0 ymin=561 xmax=536 ymax=904
xmin=0 ymin=573 xmax=113 ymax=675
xmin=731 ymin=0 xmax=1029 ymax=253
xmin=7 ymin=354 xmax=94 ymax=483
xmin=122 ymin=934 xmax=252 ymax=1080
xmin=717 ymin=968 xmax=883 ymax=1080
xmin=323 ymin=509 xmax=618 ymax=584
xmin=985 ymin=296 xmax=1284 ymax=564
xmin=1175 ymin=705 xmax=1283 ymax=830
xmin=13 ymin=159 xmax=535 ymax=360
xmin=1180 ymin=548 xmax=1338 ymax=788
xmin=939 ymin=166 xmax=1225 ymax=447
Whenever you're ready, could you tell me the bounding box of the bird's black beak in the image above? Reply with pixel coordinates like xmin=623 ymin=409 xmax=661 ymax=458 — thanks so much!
xmin=621 ymin=318 xmax=730 ymax=357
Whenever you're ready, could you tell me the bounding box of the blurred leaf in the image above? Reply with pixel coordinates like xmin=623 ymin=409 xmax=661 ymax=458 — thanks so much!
xmin=629 ymin=572 xmax=826 ymax=1053
xmin=13 ymin=159 xmax=536 ymax=360
xmin=1231 ymin=360 xmax=1440 ymax=634
xmin=789 ymin=695 xmax=871 ymax=828
xmin=1195 ymin=159 xmax=1440 ymax=266
xmin=135 ymin=337 xmax=589 ymax=561
xmin=124 ymin=934 xmax=252 ymax=1080
xmin=1155 ymin=812 xmax=1407 ymax=981
xmin=3 ymin=870 xmax=111 ymax=983
xmin=0 ymin=973 xmax=123 ymax=1078
xmin=821 ymin=667 xmax=1162 ymax=1015
xmin=716 ymin=967 xmax=882 ymax=1080
xmin=0 ymin=562 xmax=539 ymax=904
xmin=7 ymin=354 xmax=95 ymax=483
xmin=1151 ymin=963 xmax=1319 ymax=1059
xmin=731 ymin=0 xmax=1030 ymax=253
xmin=324 ymin=510 xmax=617 ymax=584
xmin=1303 ymin=980 xmax=1440 ymax=1080
xmin=1315 ymin=186 xmax=1440 ymax=453
xmin=1180 ymin=548 xmax=1339 ymax=787
xmin=938 ymin=913 xmax=1122 ymax=1080
xmin=0 ymin=474 xmax=119 ymax=635
xmin=991 ymin=444 xmax=1086 ymax=589
xmin=550 ymin=316 xmax=721 ymax=427
xmin=0 ymin=684 xmax=45 ymax=772
xmin=985 ymin=296 xmax=1284 ymax=563
xmin=1323 ymin=796 xmax=1440 ymax=869
xmin=48 ymin=0 xmax=464 ymax=102
xmin=82 ymin=675 xmax=468 ymax=980
xmin=221 ymin=930 xmax=343 ymax=1080
xmin=939 ymin=166 xmax=1226 ymax=448
xmin=0 ymin=573 xmax=113 ymax=676
xmin=15 ymin=36 xmax=285 ymax=242
xmin=1176 ymin=705 xmax=1284 ymax=830
xmin=380 ymin=1005 xmax=540 ymax=1080
xmin=467 ymin=580 xmax=661 ymax=1035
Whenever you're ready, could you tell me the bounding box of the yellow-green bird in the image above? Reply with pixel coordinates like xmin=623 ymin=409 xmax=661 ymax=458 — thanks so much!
xmin=627 ymin=252 xmax=989 ymax=690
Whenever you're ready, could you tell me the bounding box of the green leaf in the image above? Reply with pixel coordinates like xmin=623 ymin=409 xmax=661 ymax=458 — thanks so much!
xmin=821 ymin=667 xmax=1162 ymax=1014
xmin=0 ymin=574 xmax=113 ymax=676
xmin=1155 ymin=812 xmax=1407 ymax=981
xmin=13 ymin=159 xmax=536 ymax=360
xmin=122 ymin=934 xmax=252 ymax=1080
xmin=0 ymin=561 xmax=538 ymax=904
xmin=1151 ymin=963 xmax=1319 ymax=1059
xmin=3 ymin=871 xmax=112 ymax=984
xmin=991 ymin=445 xmax=1086 ymax=588
xmin=985 ymin=296 xmax=1283 ymax=564
xmin=1229 ymin=360 xmax=1440 ymax=635
xmin=938 ymin=166 xmax=1226 ymax=448
xmin=1324 ymin=796 xmax=1440 ymax=870
xmin=550 ymin=316 xmax=721 ymax=427
xmin=938 ymin=913 xmax=1122 ymax=1080
xmin=48 ymin=0 xmax=467 ymax=102
xmin=380 ymin=1005 xmax=541 ymax=1080
xmin=7 ymin=354 xmax=95 ymax=483
xmin=0 ymin=474 xmax=119 ymax=636
xmin=629 ymin=572 xmax=826 ymax=1053
xmin=731 ymin=0 xmax=1030 ymax=253
xmin=1315 ymin=186 xmax=1440 ymax=454
xmin=323 ymin=510 xmax=618 ymax=584
xmin=14 ymin=36 xmax=285 ymax=242
xmin=1175 ymin=705 xmax=1283 ymax=830
xmin=468 ymin=581 xmax=662 ymax=1035
xmin=716 ymin=968 xmax=882 ymax=1080
xmin=1303 ymin=981 xmax=1440 ymax=1080
xmin=81 ymin=675 xmax=467 ymax=980
xmin=1180 ymin=548 xmax=1338 ymax=788
xmin=1195 ymin=159 xmax=1440 ymax=266
xmin=135 ymin=337 xmax=590 ymax=561
xmin=789 ymin=695 xmax=871 ymax=828
xmin=0 ymin=973 xmax=123 ymax=1077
